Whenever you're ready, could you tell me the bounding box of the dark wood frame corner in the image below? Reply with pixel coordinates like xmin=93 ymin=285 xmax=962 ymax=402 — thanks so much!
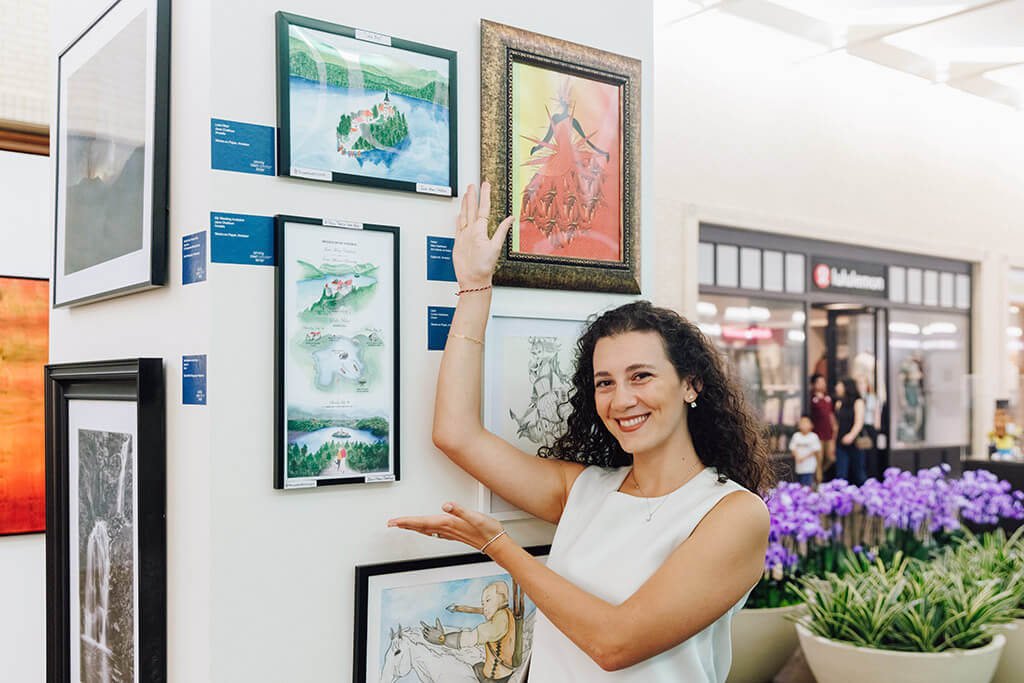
xmin=480 ymin=19 xmax=641 ymax=294
xmin=45 ymin=358 xmax=166 ymax=683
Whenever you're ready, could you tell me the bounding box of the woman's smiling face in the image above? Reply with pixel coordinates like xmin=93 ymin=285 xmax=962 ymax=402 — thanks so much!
xmin=592 ymin=330 xmax=691 ymax=455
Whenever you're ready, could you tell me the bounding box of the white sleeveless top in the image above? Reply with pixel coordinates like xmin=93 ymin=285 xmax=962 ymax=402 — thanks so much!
xmin=529 ymin=465 xmax=751 ymax=682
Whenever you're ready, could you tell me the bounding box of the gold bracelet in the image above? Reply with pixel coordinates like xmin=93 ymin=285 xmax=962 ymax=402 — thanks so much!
xmin=448 ymin=332 xmax=483 ymax=346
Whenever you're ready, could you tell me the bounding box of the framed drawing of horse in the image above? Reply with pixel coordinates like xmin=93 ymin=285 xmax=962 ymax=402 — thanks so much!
xmin=481 ymin=20 xmax=641 ymax=294
xmin=355 ymin=546 xmax=550 ymax=683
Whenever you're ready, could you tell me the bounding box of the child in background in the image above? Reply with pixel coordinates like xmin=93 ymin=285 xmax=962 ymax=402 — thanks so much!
xmin=790 ymin=415 xmax=822 ymax=487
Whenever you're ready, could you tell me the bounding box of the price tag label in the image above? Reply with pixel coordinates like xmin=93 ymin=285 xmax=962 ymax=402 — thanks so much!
xmin=284 ymin=479 xmax=317 ymax=489
xmin=416 ymin=182 xmax=452 ymax=196
xmin=291 ymin=166 xmax=332 ymax=181
xmin=355 ymin=29 xmax=391 ymax=46
xmin=324 ymin=218 xmax=363 ymax=230
xmin=365 ymin=473 xmax=396 ymax=483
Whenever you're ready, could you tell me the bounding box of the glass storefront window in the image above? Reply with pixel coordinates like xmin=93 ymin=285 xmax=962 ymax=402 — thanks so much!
xmin=888 ymin=309 xmax=970 ymax=449
xmin=697 ymin=295 xmax=807 ymax=444
xmin=1008 ymin=268 xmax=1024 ymax=428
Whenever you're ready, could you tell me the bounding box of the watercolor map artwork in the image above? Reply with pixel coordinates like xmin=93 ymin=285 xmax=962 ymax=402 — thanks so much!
xmin=511 ymin=62 xmax=622 ymax=262
xmin=377 ymin=573 xmax=536 ymax=683
xmin=0 ymin=277 xmax=49 ymax=534
xmin=286 ymin=23 xmax=451 ymax=188
xmin=281 ymin=220 xmax=397 ymax=486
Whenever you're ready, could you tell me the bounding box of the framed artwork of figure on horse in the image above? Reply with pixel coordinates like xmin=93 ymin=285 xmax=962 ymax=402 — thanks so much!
xmin=355 ymin=546 xmax=550 ymax=683
xmin=481 ymin=20 xmax=641 ymax=294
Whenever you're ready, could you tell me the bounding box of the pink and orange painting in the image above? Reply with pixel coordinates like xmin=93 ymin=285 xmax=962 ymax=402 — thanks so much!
xmin=0 ymin=277 xmax=48 ymax=535
xmin=511 ymin=62 xmax=622 ymax=262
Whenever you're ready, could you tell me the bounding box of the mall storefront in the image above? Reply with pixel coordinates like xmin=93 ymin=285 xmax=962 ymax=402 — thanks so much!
xmin=697 ymin=224 xmax=973 ymax=479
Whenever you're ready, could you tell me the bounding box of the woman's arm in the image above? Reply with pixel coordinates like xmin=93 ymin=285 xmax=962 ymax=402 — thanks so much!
xmin=431 ymin=183 xmax=583 ymax=524
xmin=391 ymin=492 xmax=770 ymax=672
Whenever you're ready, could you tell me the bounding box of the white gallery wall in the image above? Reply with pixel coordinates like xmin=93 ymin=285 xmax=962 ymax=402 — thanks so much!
xmin=0 ymin=150 xmax=48 ymax=683
xmin=653 ymin=3 xmax=1024 ymax=455
xmin=46 ymin=0 xmax=654 ymax=681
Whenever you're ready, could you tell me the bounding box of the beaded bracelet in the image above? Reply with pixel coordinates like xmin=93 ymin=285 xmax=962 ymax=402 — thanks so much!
xmin=456 ymin=284 xmax=492 ymax=296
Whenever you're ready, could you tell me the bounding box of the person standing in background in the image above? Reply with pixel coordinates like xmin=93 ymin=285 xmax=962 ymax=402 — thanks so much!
xmin=808 ymin=374 xmax=836 ymax=483
xmin=834 ymin=378 xmax=867 ymax=486
xmin=789 ymin=415 xmax=822 ymax=487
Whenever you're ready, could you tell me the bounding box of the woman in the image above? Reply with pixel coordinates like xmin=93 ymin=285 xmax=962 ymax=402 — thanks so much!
xmin=833 ymin=377 xmax=867 ymax=486
xmin=389 ymin=183 xmax=772 ymax=681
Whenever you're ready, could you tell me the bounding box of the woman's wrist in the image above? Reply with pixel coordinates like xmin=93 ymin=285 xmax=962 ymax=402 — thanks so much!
xmin=483 ymin=532 xmax=518 ymax=565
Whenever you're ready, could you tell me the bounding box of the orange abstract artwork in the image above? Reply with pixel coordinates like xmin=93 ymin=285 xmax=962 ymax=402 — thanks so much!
xmin=0 ymin=277 xmax=48 ymax=535
xmin=511 ymin=62 xmax=622 ymax=262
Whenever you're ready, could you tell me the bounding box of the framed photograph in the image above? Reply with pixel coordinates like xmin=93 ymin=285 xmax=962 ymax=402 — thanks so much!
xmin=481 ymin=313 xmax=586 ymax=520
xmin=53 ymin=0 xmax=170 ymax=307
xmin=45 ymin=358 xmax=165 ymax=683
xmin=276 ymin=12 xmax=458 ymax=196
xmin=481 ymin=20 xmax=641 ymax=294
xmin=355 ymin=545 xmax=550 ymax=683
xmin=275 ymin=215 xmax=400 ymax=489
xmin=0 ymin=276 xmax=49 ymax=535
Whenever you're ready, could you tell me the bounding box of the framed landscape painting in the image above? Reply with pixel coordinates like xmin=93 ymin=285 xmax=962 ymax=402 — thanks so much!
xmin=53 ymin=0 xmax=170 ymax=307
xmin=0 ymin=276 xmax=49 ymax=535
xmin=480 ymin=313 xmax=586 ymax=520
xmin=481 ymin=20 xmax=641 ymax=293
xmin=276 ymin=12 xmax=457 ymax=196
xmin=45 ymin=359 xmax=165 ymax=683
xmin=355 ymin=545 xmax=550 ymax=683
xmin=275 ymin=215 xmax=400 ymax=489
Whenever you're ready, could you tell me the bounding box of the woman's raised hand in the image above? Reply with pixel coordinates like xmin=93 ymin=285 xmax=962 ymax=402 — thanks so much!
xmin=453 ymin=182 xmax=513 ymax=289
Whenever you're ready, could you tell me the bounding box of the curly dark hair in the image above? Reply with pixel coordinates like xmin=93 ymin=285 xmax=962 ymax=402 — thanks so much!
xmin=538 ymin=301 xmax=776 ymax=493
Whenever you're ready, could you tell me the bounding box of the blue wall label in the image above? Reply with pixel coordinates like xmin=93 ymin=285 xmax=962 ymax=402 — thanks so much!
xmin=182 ymin=231 xmax=207 ymax=285
xmin=426 ymin=236 xmax=457 ymax=282
xmin=210 ymin=212 xmax=275 ymax=265
xmin=427 ymin=306 xmax=455 ymax=351
xmin=210 ymin=118 xmax=275 ymax=175
xmin=182 ymin=354 xmax=207 ymax=405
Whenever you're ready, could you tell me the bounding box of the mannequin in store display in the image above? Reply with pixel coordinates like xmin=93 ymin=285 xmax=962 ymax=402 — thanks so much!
xmin=897 ymin=352 xmax=925 ymax=443
xmin=389 ymin=183 xmax=772 ymax=682
xmin=833 ymin=378 xmax=867 ymax=486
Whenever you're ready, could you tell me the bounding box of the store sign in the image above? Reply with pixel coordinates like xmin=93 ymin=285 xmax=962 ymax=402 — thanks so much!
xmin=810 ymin=257 xmax=887 ymax=297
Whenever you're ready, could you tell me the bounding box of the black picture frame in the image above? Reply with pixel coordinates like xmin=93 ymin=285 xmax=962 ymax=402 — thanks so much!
xmin=45 ymin=358 xmax=165 ymax=683
xmin=275 ymin=11 xmax=458 ymax=197
xmin=354 ymin=545 xmax=551 ymax=683
xmin=274 ymin=215 xmax=401 ymax=488
xmin=53 ymin=0 xmax=171 ymax=307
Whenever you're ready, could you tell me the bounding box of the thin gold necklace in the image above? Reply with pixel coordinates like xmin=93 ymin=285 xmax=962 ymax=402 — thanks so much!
xmin=631 ymin=457 xmax=700 ymax=522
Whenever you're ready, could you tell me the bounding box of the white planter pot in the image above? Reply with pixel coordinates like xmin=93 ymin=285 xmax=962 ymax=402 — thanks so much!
xmin=797 ymin=623 xmax=1006 ymax=683
xmin=726 ymin=604 xmax=805 ymax=683
xmin=992 ymin=619 xmax=1024 ymax=683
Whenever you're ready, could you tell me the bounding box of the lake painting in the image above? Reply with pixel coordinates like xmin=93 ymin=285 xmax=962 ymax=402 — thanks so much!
xmin=282 ymin=20 xmax=454 ymax=191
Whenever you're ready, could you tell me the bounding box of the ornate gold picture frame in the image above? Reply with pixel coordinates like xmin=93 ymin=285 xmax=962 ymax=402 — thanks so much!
xmin=481 ymin=20 xmax=641 ymax=293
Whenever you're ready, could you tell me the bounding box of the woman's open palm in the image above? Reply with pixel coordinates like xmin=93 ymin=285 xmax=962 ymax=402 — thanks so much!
xmin=453 ymin=182 xmax=513 ymax=289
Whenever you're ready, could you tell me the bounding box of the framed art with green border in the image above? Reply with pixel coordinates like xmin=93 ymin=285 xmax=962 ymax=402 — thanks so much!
xmin=274 ymin=215 xmax=400 ymax=489
xmin=53 ymin=0 xmax=170 ymax=307
xmin=481 ymin=20 xmax=641 ymax=293
xmin=276 ymin=12 xmax=458 ymax=197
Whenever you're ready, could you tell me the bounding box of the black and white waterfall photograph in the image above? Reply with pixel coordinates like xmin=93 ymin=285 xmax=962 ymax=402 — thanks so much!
xmin=77 ymin=428 xmax=135 ymax=683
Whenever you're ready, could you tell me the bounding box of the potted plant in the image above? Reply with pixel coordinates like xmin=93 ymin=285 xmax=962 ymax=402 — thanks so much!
xmin=939 ymin=527 xmax=1024 ymax=683
xmin=794 ymin=553 xmax=1020 ymax=683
